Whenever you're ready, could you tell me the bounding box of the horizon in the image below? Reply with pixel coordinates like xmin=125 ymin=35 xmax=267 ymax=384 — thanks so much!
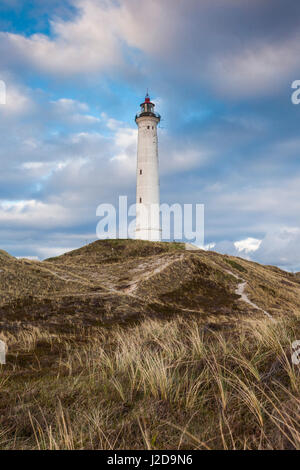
xmin=1 ymin=0 xmax=300 ymax=271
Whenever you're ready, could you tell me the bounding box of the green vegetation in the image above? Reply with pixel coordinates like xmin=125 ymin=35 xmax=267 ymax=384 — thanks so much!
xmin=224 ymin=258 xmax=247 ymax=273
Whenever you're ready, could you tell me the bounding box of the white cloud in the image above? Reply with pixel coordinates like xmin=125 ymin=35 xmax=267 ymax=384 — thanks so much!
xmin=35 ymin=246 xmax=74 ymax=259
xmin=21 ymin=160 xmax=69 ymax=178
xmin=0 ymin=199 xmax=74 ymax=229
xmin=50 ymin=98 xmax=101 ymax=125
xmin=252 ymin=228 xmax=300 ymax=270
xmin=234 ymin=237 xmax=262 ymax=253
xmin=209 ymin=34 xmax=300 ymax=97
xmin=52 ymin=98 xmax=89 ymax=112
xmin=0 ymin=79 xmax=34 ymax=116
xmin=0 ymin=0 xmax=124 ymax=76
xmin=113 ymin=127 xmax=137 ymax=149
xmin=166 ymin=148 xmax=209 ymax=172
xmin=212 ymin=228 xmax=300 ymax=272
xmin=105 ymin=116 xmax=125 ymax=131
xmin=213 ymin=178 xmax=300 ymax=217
xmin=204 ymin=242 xmax=216 ymax=251
xmin=0 ymin=1 xmax=300 ymax=264
xmin=0 ymin=0 xmax=299 ymax=100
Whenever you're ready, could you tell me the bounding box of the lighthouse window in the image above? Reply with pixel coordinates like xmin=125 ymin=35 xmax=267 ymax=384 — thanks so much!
xmin=140 ymin=169 xmax=142 ymax=175
xmin=139 ymin=197 xmax=142 ymax=203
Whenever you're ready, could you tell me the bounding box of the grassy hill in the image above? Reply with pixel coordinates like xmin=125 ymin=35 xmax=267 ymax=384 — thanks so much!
xmin=0 ymin=240 xmax=300 ymax=449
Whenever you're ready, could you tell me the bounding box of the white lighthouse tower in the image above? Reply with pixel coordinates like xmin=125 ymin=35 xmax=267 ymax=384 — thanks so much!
xmin=135 ymin=93 xmax=161 ymax=241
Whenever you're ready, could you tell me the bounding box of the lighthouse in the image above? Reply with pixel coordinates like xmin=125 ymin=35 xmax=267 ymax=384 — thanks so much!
xmin=135 ymin=93 xmax=161 ymax=241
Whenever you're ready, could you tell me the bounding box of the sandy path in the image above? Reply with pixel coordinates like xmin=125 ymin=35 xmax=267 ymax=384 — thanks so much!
xmin=224 ymin=269 xmax=273 ymax=319
xmin=125 ymin=254 xmax=184 ymax=294
xmin=41 ymin=257 xmax=273 ymax=319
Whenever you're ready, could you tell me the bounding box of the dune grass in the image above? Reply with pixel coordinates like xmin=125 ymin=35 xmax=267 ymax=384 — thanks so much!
xmin=1 ymin=240 xmax=300 ymax=449
xmin=0 ymin=314 xmax=300 ymax=450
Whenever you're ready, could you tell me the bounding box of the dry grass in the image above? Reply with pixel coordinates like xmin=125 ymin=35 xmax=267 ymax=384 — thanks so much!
xmin=0 ymin=314 xmax=300 ymax=450
xmin=1 ymin=240 xmax=300 ymax=328
xmin=1 ymin=240 xmax=300 ymax=449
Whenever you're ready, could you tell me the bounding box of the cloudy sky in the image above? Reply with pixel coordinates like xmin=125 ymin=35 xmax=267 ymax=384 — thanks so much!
xmin=0 ymin=0 xmax=300 ymax=270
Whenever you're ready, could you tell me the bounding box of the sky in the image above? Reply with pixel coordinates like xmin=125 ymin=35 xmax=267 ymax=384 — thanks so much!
xmin=0 ymin=0 xmax=300 ymax=270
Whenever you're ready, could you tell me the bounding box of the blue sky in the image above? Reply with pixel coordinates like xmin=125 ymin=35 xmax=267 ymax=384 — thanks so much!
xmin=0 ymin=0 xmax=300 ymax=270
